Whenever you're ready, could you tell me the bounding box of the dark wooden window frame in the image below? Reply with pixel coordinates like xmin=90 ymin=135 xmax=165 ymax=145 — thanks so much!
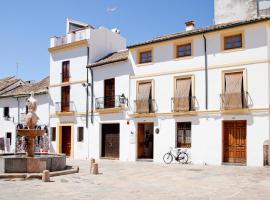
xmin=176 ymin=43 xmax=192 ymax=58
xmin=139 ymin=50 xmax=152 ymax=64
xmin=224 ymin=34 xmax=243 ymax=50
xmin=3 ymin=107 xmax=9 ymax=118
xmin=176 ymin=122 xmax=191 ymax=148
xmin=51 ymin=127 xmax=56 ymax=141
xmin=77 ymin=127 xmax=84 ymax=142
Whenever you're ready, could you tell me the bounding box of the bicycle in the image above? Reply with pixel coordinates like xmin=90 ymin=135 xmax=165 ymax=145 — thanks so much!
xmin=163 ymin=147 xmax=189 ymax=164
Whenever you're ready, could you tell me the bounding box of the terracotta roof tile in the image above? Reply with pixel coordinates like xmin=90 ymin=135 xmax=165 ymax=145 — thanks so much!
xmin=87 ymin=50 xmax=129 ymax=68
xmin=0 ymin=76 xmax=49 ymax=97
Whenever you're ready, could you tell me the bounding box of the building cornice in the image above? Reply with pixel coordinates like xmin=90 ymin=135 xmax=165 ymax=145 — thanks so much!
xmin=48 ymin=39 xmax=88 ymax=53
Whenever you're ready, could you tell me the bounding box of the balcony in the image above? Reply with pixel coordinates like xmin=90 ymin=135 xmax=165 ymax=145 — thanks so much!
xmin=171 ymin=96 xmax=196 ymax=112
xmin=220 ymin=92 xmax=249 ymax=110
xmin=134 ymin=99 xmax=157 ymax=114
xmin=55 ymin=101 xmax=75 ymax=115
xmin=50 ymin=29 xmax=89 ymax=48
xmin=95 ymin=95 xmax=128 ymax=113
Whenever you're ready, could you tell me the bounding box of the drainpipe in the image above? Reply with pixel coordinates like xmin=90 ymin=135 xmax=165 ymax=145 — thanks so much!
xmin=203 ymin=34 xmax=208 ymax=110
xmin=90 ymin=67 xmax=94 ymax=124
xmin=86 ymin=47 xmax=90 ymax=128
xmin=15 ymin=97 xmax=20 ymax=154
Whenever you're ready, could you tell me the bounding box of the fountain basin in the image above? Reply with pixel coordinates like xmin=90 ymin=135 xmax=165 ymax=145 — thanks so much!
xmin=0 ymin=153 xmax=66 ymax=173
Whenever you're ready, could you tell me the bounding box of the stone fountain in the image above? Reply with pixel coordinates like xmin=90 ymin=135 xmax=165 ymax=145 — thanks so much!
xmin=0 ymin=93 xmax=66 ymax=173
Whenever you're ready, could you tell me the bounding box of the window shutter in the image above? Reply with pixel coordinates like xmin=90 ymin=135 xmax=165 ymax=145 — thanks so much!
xmin=137 ymin=82 xmax=152 ymax=113
xmin=224 ymin=72 xmax=243 ymax=109
xmin=175 ymin=78 xmax=191 ymax=111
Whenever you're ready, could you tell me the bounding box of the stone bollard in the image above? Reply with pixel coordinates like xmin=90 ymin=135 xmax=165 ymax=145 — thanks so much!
xmin=91 ymin=163 xmax=99 ymax=175
xmin=42 ymin=170 xmax=50 ymax=182
xmin=90 ymin=158 xmax=95 ymax=173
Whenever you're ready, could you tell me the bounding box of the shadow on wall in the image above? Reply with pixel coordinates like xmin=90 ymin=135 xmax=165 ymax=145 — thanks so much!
xmin=51 ymin=47 xmax=87 ymax=62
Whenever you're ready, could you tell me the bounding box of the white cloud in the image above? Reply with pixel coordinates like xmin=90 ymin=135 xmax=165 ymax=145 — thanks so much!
xmin=107 ymin=6 xmax=118 ymax=13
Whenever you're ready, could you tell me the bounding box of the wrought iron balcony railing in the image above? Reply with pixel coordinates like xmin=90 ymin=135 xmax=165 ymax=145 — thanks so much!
xmin=55 ymin=101 xmax=75 ymax=113
xmin=95 ymin=95 xmax=128 ymax=110
xmin=134 ymin=99 xmax=157 ymax=114
xmin=220 ymin=92 xmax=249 ymax=110
xmin=171 ymin=96 xmax=196 ymax=112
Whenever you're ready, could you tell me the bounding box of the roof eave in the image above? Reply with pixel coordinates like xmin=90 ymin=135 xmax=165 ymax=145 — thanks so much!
xmin=127 ymin=17 xmax=270 ymax=49
xmin=87 ymin=57 xmax=128 ymax=68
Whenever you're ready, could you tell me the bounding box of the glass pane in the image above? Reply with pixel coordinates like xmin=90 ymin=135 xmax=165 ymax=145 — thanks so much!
xmin=178 ymin=46 xmax=184 ymax=52
xmin=185 ymin=44 xmax=191 ymax=50
xmin=234 ymin=41 xmax=242 ymax=47
xmin=226 ymin=43 xmax=233 ymax=49
xmin=185 ymin=50 xmax=191 ymax=56
xmin=225 ymin=37 xmax=232 ymax=43
xmin=234 ymin=35 xmax=241 ymax=42
xmin=178 ymin=51 xmax=184 ymax=57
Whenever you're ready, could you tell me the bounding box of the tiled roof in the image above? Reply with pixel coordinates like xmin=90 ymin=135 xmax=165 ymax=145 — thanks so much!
xmin=128 ymin=16 xmax=270 ymax=48
xmin=0 ymin=76 xmax=21 ymax=92
xmin=0 ymin=77 xmax=49 ymax=97
xmin=87 ymin=50 xmax=129 ymax=68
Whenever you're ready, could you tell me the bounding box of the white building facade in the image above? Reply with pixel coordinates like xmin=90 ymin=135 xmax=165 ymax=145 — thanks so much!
xmin=48 ymin=19 xmax=126 ymax=159
xmin=49 ymin=16 xmax=270 ymax=166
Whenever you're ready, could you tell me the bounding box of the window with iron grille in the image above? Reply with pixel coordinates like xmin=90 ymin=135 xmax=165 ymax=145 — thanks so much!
xmin=78 ymin=127 xmax=84 ymax=142
xmin=51 ymin=127 xmax=56 ymax=141
xmin=176 ymin=122 xmax=191 ymax=148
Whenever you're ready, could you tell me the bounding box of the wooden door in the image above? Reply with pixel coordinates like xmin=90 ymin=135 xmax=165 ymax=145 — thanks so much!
xmin=61 ymin=86 xmax=70 ymax=112
xmin=223 ymin=121 xmax=246 ymax=164
xmin=104 ymin=78 xmax=115 ymax=108
xmin=102 ymin=124 xmax=119 ymax=158
xmin=62 ymin=126 xmax=71 ymax=156
xmin=137 ymin=123 xmax=145 ymax=158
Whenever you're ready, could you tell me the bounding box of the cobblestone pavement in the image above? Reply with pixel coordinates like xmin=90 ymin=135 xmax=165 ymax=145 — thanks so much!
xmin=1 ymin=159 xmax=270 ymax=200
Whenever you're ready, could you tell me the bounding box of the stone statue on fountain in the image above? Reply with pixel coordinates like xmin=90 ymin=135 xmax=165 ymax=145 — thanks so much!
xmin=25 ymin=92 xmax=39 ymax=129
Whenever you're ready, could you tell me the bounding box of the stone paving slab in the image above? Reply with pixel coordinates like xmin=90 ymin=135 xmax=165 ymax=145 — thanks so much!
xmin=0 ymin=159 xmax=270 ymax=200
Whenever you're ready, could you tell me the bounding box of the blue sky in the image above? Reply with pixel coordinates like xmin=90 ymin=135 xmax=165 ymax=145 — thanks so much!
xmin=0 ymin=0 xmax=214 ymax=81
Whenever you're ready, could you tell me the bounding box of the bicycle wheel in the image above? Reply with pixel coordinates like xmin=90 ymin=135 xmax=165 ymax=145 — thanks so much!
xmin=178 ymin=152 xmax=188 ymax=164
xmin=163 ymin=153 xmax=173 ymax=164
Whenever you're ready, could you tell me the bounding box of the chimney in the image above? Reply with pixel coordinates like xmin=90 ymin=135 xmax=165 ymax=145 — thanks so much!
xmin=185 ymin=20 xmax=195 ymax=31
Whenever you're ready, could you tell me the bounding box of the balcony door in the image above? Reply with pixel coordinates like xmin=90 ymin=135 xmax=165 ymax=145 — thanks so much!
xmin=61 ymin=86 xmax=70 ymax=112
xmin=104 ymin=78 xmax=115 ymax=108
xmin=62 ymin=61 xmax=70 ymax=82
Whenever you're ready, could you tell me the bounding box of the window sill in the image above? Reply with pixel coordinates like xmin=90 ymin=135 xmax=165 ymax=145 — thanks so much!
xmin=136 ymin=62 xmax=153 ymax=67
xmin=222 ymin=47 xmax=245 ymax=53
xmin=174 ymin=55 xmax=193 ymax=61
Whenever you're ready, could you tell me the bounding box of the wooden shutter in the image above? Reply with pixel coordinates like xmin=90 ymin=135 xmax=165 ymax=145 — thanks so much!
xmin=224 ymin=72 xmax=243 ymax=109
xmin=174 ymin=78 xmax=191 ymax=111
xmin=137 ymin=82 xmax=152 ymax=113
